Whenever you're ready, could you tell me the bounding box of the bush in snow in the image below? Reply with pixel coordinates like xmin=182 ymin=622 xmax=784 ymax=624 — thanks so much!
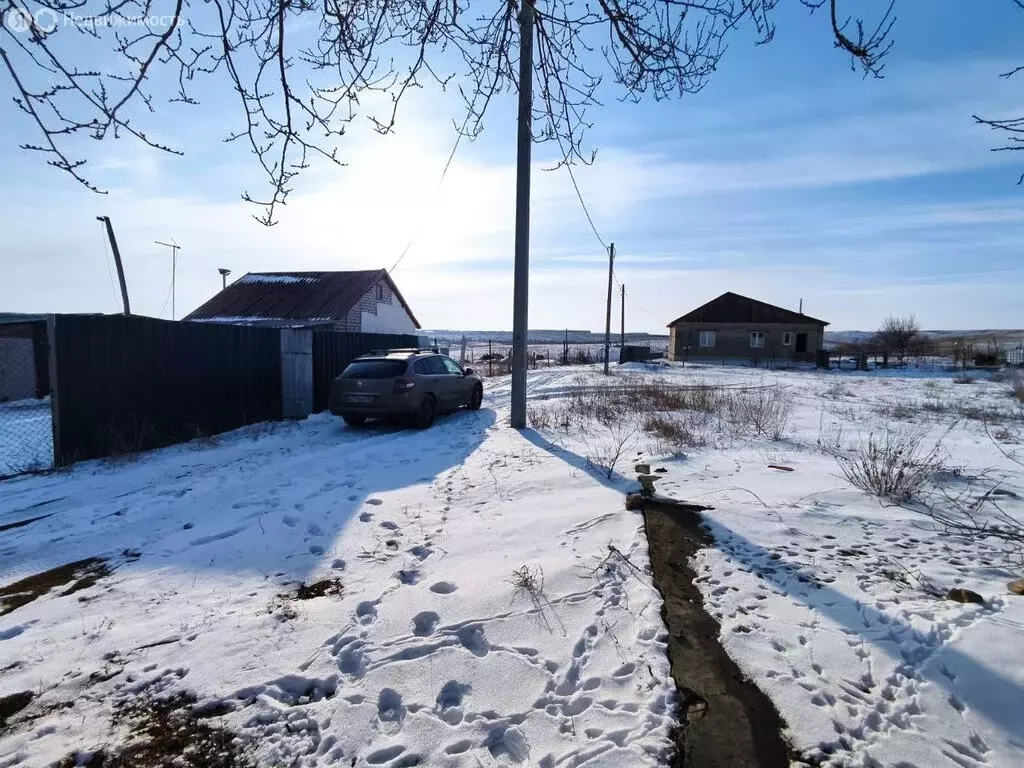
xmin=827 ymin=426 xmax=945 ymax=502
xmin=1012 ymin=375 xmax=1024 ymax=404
xmin=643 ymin=413 xmax=707 ymax=455
xmin=723 ymin=386 xmax=793 ymax=441
xmin=583 ymin=415 xmax=641 ymax=480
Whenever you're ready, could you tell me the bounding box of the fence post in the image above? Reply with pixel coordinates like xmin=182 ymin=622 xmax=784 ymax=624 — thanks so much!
xmin=281 ymin=329 xmax=313 ymax=419
xmin=46 ymin=315 xmax=64 ymax=467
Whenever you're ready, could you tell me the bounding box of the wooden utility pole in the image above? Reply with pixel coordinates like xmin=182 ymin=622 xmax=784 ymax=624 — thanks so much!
xmin=620 ymin=283 xmax=625 ymax=349
xmin=603 ymin=242 xmax=615 ymax=375
xmin=509 ymin=0 xmax=535 ymax=428
xmin=96 ymin=216 xmax=131 ymax=316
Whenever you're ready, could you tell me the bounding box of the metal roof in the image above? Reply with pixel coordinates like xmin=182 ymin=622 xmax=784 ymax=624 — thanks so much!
xmin=184 ymin=270 xmax=421 ymax=329
xmin=668 ymin=292 xmax=828 ymax=327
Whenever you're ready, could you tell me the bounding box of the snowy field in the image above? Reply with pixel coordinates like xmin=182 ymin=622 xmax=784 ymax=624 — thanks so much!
xmin=1 ymin=363 xmax=1023 ymax=767
xmin=0 ymin=397 xmax=674 ymax=766
xmin=0 ymin=398 xmax=53 ymax=477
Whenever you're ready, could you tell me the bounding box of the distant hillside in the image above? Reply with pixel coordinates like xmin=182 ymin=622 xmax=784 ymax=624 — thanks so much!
xmin=422 ymin=329 xmax=669 ymax=345
xmin=825 ymin=329 xmax=1024 ymax=349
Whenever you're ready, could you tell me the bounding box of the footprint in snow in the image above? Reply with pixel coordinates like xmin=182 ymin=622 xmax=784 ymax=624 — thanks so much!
xmin=332 ymin=558 xmax=346 ymax=571
xmin=430 ymin=581 xmax=457 ymax=594
xmin=445 ymin=740 xmax=472 ymax=755
xmin=366 ymin=498 xmax=384 ymax=506
xmin=309 ymin=544 xmax=325 ymax=556
xmin=380 ymin=521 xmax=400 ymax=531
xmin=307 ymin=522 xmax=323 ymax=536
xmin=281 ymin=515 xmax=300 ymax=528
xmin=356 ymin=601 xmax=378 ymax=624
xmin=412 ymin=611 xmax=440 ymax=637
xmin=359 ymin=511 xmax=374 ymax=522
xmin=397 ymin=569 xmax=421 ymax=585
xmin=612 ymin=663 xmax=636 ymax=679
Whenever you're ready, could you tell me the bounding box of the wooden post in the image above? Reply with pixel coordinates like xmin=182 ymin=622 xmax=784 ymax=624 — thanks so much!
xmin=603 ymin=242 xmax=615 ymax=374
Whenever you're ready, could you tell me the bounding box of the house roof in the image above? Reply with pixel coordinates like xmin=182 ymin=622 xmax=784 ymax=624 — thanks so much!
xmin=184 ymin=270 xmax=421 ymax=329
xmin=667 ymin=292 xmax=828 ymax=327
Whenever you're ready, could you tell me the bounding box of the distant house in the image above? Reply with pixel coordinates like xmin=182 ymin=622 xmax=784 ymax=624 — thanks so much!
xmin=185 ymin=270 xmax=421 ymax=334
xmin=667 ymin=292 xmax=828 ymax=364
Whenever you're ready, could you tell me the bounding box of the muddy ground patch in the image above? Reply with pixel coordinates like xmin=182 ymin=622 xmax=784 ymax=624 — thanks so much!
xmin=643 ymin=500 xmax=791 ymax=768
xmin=0 ymin=557 xmax=110 ymax=616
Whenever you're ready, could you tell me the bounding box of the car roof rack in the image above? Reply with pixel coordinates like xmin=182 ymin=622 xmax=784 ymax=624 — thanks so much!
xmin=360 ymin=347 xmax=440 ymax=357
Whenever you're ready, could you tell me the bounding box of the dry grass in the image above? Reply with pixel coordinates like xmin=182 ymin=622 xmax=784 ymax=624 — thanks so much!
xmin=643 ymin=414 xmax=706 ymax=455
xmin=1012 ymin=377 xmax=1024 ymax=404
xmin=538 ymin=375 xmax=794 ymax=445
xmin=722 ymin=387 xmax=793 ymax=440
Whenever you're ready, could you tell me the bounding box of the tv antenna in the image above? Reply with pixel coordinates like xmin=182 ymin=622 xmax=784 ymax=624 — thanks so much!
xmin=155 ymin=239 xmax=181 ymax=320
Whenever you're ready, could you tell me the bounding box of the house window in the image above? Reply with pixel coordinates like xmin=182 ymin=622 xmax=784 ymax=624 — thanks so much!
xmin=782 ymin=331 xmax=793 ymax=346
xmin=750 ymin=331 xmax=765 ymax=348
xmin=698 ymin=330 xmax=716 ymax=348
xmin=377 ymin=284 xmax=385 ymax=301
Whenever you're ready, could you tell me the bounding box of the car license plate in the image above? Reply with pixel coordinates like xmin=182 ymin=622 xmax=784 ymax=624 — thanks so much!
xmin=346 ymin=394 xmax=374 ymax=404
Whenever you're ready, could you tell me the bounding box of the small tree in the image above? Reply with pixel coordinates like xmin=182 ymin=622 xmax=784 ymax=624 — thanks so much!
xmin=874 ymin=315 xmax=920 ymax=367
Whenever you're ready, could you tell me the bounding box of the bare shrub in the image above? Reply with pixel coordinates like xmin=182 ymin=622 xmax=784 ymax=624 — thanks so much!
xmin=875 ymin=401 xmax=921 ymax=421
xmin=509 ymin=565 xmax=544 ymax=596
xmin=1012 ymin=378 xmax=1024 ymax=404
xmin=643 ymin=414 xmax=706 ymax=455
xmin=724 ymin=386 xmax=793 ymax=440
xmin=583 ymin=416 xmax=641 ymax=480
xmin=827 ymin=426 xmax=945 ymax=501
xmin=527 ymin=407 xmax=552 ymax=430
xmin=954 ymin=376 xmax=975 ymax=385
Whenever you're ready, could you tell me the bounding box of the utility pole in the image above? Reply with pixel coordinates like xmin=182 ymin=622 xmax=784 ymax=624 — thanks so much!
xmin=155 ymin=240 xmax=181 ymax=320
xmin=603 ymin=242 xmax=615 ymax=375
xmin=509 ymin=0 xmax=535 ymax=429
xmin=620 ymin=283 xmax=625 ymax=349
xmin=96 ymin=216 xmax=131 ymax=316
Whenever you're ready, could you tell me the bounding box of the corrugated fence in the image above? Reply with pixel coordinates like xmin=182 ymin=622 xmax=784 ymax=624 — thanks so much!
xmin=49 ymin=314 xmax=283 ymax=465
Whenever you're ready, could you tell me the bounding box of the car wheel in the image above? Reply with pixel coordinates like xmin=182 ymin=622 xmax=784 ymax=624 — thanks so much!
xmin=468 ymin=384 xmax=483 ymax=411
xmin=415 ymin=396 xmax=436 ymax=429
xmin=342 ymin=414 xmax=366 ymax=427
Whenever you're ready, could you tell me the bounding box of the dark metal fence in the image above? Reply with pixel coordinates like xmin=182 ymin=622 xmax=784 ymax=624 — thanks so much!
xmin=312 ymin=331 xmax=420 ymax=412
xmin=0 ymin=321 xmax=52 ymax=478
xmin=49 ymin=314 xmax=282 ymax=466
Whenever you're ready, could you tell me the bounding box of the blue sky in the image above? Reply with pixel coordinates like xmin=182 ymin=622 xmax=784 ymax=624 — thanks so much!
xmin=1 ymin=0 xmax=1023 ymax=332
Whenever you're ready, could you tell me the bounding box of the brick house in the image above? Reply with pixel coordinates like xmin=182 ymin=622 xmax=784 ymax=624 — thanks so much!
xmin=185 ymin=270 xmax=421 ymax=334
xmin=667 ymin=292 xmax=827 ymax=364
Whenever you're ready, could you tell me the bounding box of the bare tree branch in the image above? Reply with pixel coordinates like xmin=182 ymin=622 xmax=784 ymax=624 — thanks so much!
xmin=0 ymin=0 xmax=900 ymax=224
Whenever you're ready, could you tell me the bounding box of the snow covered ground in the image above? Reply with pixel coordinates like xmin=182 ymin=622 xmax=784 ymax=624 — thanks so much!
xmin=523 ymin=363 xmax=1024 ymax=767
xmin=0 ymin=401 xmax=674 ymax=766
xmin=1 ymin=363 xmax=1022 ymax=767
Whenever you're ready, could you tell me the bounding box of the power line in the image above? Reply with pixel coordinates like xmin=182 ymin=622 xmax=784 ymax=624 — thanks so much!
xmin=389 ymin=115 xmax=472 ymax=275
xmin=612 ymin=264 xmax=663 ymax=326
xmin=628 ymin=294 xmax=664 ymax=325
xmin=157 ymin=272 xmax=174 ymax=318
xmin=551 ymin=128 xmax=608 ymax=252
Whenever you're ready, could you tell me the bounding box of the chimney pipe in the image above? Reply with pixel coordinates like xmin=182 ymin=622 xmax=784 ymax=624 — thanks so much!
xmin=799 ymin=298 xmax=803 ymax=315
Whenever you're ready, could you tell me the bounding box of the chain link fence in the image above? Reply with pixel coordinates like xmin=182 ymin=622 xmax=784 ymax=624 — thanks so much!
xmin=0 ymin=322 xmax=53 ymax=478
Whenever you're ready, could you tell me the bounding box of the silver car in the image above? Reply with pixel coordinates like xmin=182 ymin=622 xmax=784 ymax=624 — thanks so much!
xmin=328 ymin=349 xmax=484 ymax=428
